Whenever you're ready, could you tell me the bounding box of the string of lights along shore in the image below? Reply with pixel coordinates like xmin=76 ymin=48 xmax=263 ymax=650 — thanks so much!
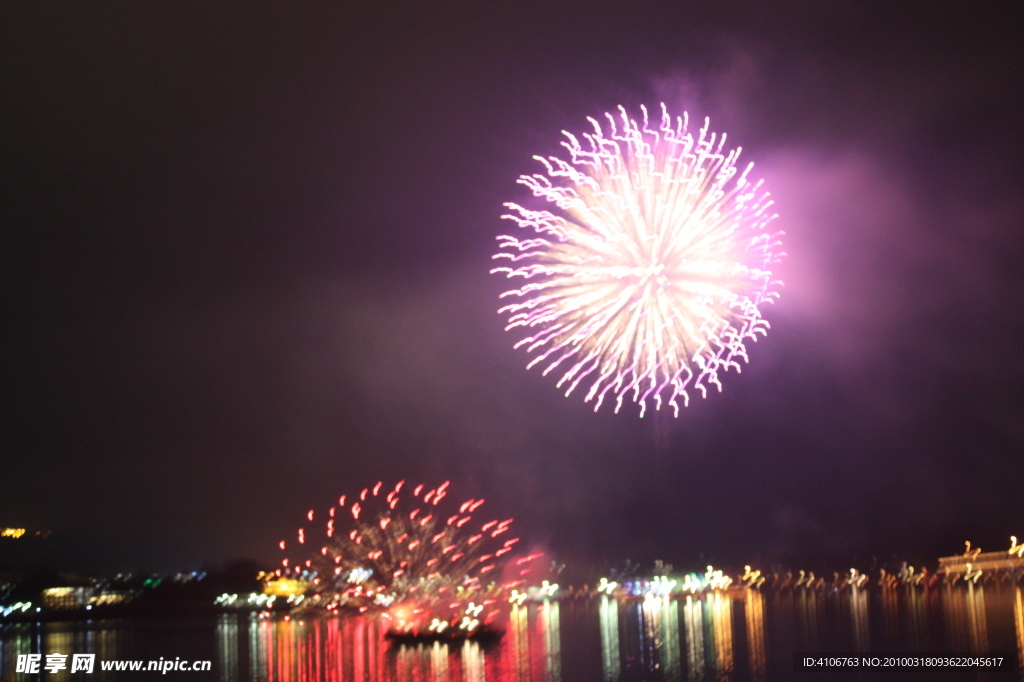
xmin=492 ymin=104 xmax=785 ymax=416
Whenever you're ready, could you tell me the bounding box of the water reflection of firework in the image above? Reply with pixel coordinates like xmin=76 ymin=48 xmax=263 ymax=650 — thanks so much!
xmin=275 ymin=481 xmax=541 ymax=632
xmin=493 ymin=104 xmax=783 ymax=416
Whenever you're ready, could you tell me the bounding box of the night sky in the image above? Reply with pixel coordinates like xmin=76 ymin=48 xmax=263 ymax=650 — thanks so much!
xmin=3 ymin=1 xmax=1022 ymax=575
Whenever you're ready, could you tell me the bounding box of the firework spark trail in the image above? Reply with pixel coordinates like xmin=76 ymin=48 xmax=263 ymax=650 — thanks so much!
xmin=278 ymin=481 xmax=538 ymax=616
xmin=492 ymin=104 xmax=784 ymax=416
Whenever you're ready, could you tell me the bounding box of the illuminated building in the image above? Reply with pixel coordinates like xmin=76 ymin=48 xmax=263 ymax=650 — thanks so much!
xmin=41 ymin=587 xmax=94 ymax=610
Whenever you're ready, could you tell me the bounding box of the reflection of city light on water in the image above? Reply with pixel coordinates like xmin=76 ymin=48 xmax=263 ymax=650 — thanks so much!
xmin=1015 ymin=587 xmax=1024 ymax=677
xmin=12 ymin=581 xmax=1024 ymax=681
xmin=966 ymin=584 xmax=988 ymax=653
xmin=683 ymin=595 xmax=704 ymax=682
xmin=215 ymin=615 xmax=238 ymax=682
xmin=506 ymin=602 xmax=530 ymax=681
xmin=248 ymin=616 xmax=392 ymax=681
xmin=538 ymin=600 xmax=561 ymax=682
xmin=461 ymin=640 xmax=486 ymax=682
xmin=850 ymin=583 xmax=870 ymax=652
xmin=432 ymin=641 xmax=450 ymax=681
xmin=678 ymin=591 xmax=739 ymax=681
xmin=500 ymin=598 xmax=562 ymax=682
xmin=644 ymin=594 xmax=681 ymax=680
xmin=962 ymin=581 xmax=987 ymax=651
xmin=599 ymin=595 xmax=620 ymax=682
xmin=744 ymin=589 xmax=767 ymax=682
xmin=904 ymin=580 xmax=930 ymax=650
xmin=796 ymin=588 xmax=820 ymax=650
xmin=394 ymin=640 xmax=451 ymax=680
xmin=943 ymin=582 xmax=989 ymax=654
xmin=708 ymin=592 xmax=734 ymax=677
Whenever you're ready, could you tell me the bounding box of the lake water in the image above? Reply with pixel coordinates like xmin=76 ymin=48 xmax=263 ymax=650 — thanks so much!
xmin=2 ymin=584 xmax=1022 ymax=681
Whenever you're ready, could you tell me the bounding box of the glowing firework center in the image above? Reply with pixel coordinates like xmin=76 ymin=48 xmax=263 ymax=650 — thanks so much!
xmin=493 ymin=104 xmax=783 ymax=416
xmin=276 ymin=481 xmax=541 ymax=633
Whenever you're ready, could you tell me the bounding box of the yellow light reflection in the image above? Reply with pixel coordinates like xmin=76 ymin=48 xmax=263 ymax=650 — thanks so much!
xmin=904 ymin=584 xmax=929 ymax=651
xmin=461 ymin=640 xmax=485 ymax=682
xmin=641 ymin=594 xmax=681 ymax=681
xmin=431 ymin=641 xmax=450 ymax=682
xmin=879 ymin=585 xmax=900 ymax=645
xmin=943 ymin=583 xmax=989 ymax=654
xmin=599 ymin=595 xmax=621 ymax=682
xmin=966 ymin=583 xmax=988 ymax=653
xmin=797 ymin=588 xmax=819 ymax=649
xmin=662 ymin=597 xmax=682 ymax=681
xmin=745 ymin=589 xmax=766 ymax=682
xmin=708 ymin=592 xmax=734 ymax=678
xmin=508 ymin=602 xmax=530 ymax=682
xmin=851 ymin=584 xmax=870 ymax=652
xmin=215 ymin=614 xmax=239 ymax=682
xmin=1013 ymin=587 xmax=1023 ymax=681
xmin=539 ymin=599 xmax=562 ymax=682
xmin=42 ymin=627 xmax=74 ymax=682
xmin=683 ymin=595 xmax=704 ymax=682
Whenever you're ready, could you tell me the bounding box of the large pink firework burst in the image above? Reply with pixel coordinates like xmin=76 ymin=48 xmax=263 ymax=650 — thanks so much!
xmin=492 ymin=104 xmax=784 ymax=416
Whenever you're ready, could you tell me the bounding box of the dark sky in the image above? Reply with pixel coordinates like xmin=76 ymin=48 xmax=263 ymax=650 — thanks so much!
xmin=3 ymin=1 xmax=1022 ymax=574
